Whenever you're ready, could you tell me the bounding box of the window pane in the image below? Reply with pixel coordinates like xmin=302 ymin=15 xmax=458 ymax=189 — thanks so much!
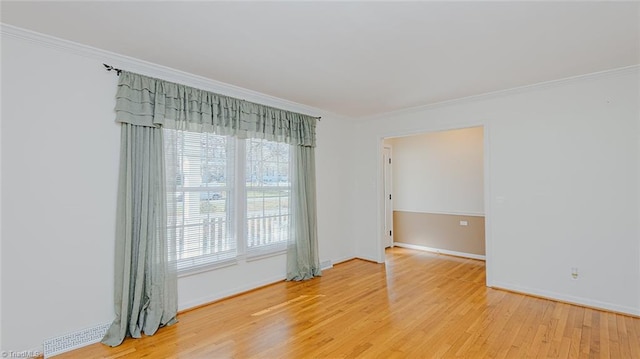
xmin=246 ymin=139 xmax=290 ymax=252
xmin=165 ymin=130 xmax=235 ymax=271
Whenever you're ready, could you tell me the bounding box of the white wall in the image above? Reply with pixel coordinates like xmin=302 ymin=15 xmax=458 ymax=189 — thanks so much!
xmin=353 ymin=67 xmax=640 ymax=315
xmin=0 ymin=29 xmax=356 ymax=352
xmin=2 ymin=35 xmax=120 ymax=353
xmin=389 ymin=127 xmax=484 ymax=215
xmin=0 ymin=28 xmax=5 ymax=353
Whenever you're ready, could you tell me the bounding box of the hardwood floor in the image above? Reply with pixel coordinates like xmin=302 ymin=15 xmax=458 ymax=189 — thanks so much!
xmin=58 ymin=247 xmax=640 ymax=358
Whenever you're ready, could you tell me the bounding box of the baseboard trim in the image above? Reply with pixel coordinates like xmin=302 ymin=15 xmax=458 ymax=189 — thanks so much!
xmin=354 ymin=256 xmax=382 ymax=264
xmin=331 ymin=256 xmax=357 ymax=266
xmin=178 ymin=274 xmax=286 ymax=312
xmin=394 ymin=242 xmax=486 ymax=261
xmin=178 ymin=257 xmax=344 ymax=314
xmin=491 ymin=282 xmax=640 ymax=317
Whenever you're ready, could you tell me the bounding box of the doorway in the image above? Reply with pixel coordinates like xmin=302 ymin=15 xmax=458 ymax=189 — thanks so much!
xmin=380 ymin=126 xmax=487 ymax=268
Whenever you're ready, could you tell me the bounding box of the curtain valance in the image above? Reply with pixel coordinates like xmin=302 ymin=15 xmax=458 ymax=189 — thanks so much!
xmin=115 ymin=71 xmax=316 ymax=147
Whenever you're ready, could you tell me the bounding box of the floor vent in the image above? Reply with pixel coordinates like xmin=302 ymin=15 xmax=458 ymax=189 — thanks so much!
xmin=43 ymin=322 xmax=111 ymax=358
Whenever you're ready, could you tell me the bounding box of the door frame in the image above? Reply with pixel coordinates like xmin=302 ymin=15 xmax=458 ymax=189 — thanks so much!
xmin=377 ymin=122 xmax=492 ymax=287
xmin=383 ymin=145 xmax=394 ymax=248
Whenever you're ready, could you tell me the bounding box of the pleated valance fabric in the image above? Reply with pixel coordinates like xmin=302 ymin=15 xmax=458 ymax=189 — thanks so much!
xmin=115 ymin=71 xmax=317 ymax=147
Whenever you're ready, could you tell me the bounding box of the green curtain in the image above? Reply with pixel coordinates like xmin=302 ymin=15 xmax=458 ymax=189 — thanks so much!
xmin=115 ymin=71 xmax=316 ymax=146
xmin=102 ymin=124 xmax=178 ymax=347
xmin=104 ymin=70 xmax=319 ymax=347
xmin=114 ymin=70 xmax=320 ymax=281
xmin=287 ymin=145 xmax=321 ymax=280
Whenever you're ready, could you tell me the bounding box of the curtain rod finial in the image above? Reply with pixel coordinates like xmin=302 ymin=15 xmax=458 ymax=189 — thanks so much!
xmin=104 ymin=63 xmax=122 ymax=76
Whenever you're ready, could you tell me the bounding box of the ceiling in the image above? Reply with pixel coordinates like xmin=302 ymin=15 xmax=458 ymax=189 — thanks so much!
xmin=2 ymin=1 xmax=639 ymax=118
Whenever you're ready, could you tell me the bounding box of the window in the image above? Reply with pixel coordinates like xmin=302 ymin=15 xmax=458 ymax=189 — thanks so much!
xmin=166 ymin=131 xmax=236 ymax=271
xmin=246 ymin=138 xmax=290 ymax=255
xmin=165 ymin=131 xmax=290 ymax=272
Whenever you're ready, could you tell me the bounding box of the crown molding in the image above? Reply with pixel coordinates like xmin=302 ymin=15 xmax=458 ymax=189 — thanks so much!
xmin=357 ymin=64 xmax=640 ymax=122
xmin=4 ymin=23 xmax=636 ymax=123
xmin=0 ymin=23 xmax=346 ymax=120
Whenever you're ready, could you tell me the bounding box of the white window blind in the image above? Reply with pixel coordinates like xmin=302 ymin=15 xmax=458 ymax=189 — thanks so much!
xmin=164 ymin=132 xmax=291 ymax=272
xmin=165 ymin=130 xmax=236 ymax=271
xmin=245 ymin=139 xmax=291 ymax=255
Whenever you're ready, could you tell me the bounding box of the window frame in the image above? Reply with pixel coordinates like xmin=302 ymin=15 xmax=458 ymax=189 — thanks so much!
xmin=166 ymin=132 xmax=292 ymax=274
xmin=245 ymin=138 xmax=291 ymax=258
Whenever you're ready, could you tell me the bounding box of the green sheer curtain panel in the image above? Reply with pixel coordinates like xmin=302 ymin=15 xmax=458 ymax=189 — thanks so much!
xmin=287 ymin=145 xmax=321 ymax=280
xmin=102 ymin=124 xmax=178 ymax=347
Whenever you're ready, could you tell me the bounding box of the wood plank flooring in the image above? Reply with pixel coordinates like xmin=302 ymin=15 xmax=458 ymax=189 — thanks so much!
xmin=57 ymin=247 xmax=640 ymax=358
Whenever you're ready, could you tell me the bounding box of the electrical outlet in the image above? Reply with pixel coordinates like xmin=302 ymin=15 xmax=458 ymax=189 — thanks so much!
xmin=571 ymin=267 xmax=579 ymax=280
xmin=459 ymin=220 xmax=468 ymax=226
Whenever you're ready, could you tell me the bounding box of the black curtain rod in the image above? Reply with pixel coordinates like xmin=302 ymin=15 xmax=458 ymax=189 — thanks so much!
xmin=103 ymin=63 xmax=321 ymax=120
xmin=103 ymin=63 xmax=122 ymax=75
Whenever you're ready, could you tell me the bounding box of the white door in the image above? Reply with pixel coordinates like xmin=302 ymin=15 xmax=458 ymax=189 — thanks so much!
xmin=383 ymin=146 xmax=393 ymax=248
